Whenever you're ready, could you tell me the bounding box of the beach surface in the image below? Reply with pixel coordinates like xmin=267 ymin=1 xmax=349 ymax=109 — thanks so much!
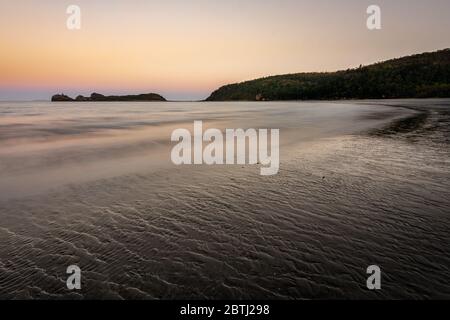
xmin=0 ymin=99 xmax=449 ymax=299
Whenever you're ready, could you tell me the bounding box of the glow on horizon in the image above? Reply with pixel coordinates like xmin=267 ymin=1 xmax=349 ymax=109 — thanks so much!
xmin=1 ymin=0 xmax=449 ymax=100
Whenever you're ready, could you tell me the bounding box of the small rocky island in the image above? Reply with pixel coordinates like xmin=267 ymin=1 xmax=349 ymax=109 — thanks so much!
xmin=52 ymin=92 xmax=166 ymax=102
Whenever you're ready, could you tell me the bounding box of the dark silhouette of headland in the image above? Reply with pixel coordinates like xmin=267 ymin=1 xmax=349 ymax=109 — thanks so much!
xmin=207 ymin=49 xmax=450 ymax=101
xmin=52 ymin=92 xmax=166 ymax=102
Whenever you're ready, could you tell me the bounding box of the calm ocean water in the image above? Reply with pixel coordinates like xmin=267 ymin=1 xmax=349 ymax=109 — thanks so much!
xmin=0 ymin=99 xmax=449 ymax=299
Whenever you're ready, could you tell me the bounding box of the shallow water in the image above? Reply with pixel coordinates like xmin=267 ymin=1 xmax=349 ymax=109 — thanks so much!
xmin=0 ymin=99 xmax=449 ymax=299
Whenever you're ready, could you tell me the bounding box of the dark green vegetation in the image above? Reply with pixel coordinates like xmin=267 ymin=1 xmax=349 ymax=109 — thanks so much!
xmin=207 ymin=49 xmax=450 ymax=101
xmin=52 ymin=92 xmax=166 ymax=102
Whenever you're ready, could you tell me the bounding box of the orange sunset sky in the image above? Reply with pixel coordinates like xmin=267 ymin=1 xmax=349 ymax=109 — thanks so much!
xmin=1 ymin=0 xmax=449 ymax=100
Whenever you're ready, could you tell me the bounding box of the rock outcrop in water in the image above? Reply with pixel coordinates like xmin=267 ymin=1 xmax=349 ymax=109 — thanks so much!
xmin=52 ymin=92 xmax=166 ymax=102
xmin=207 ymin=48 xmax=450 ymax=101
xmin=51 ymin=94 xmax=74 ymax=102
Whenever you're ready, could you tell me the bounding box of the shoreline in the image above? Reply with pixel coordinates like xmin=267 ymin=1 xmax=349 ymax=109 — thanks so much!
xmin=1 ymin=97 xmax=449 ymax=103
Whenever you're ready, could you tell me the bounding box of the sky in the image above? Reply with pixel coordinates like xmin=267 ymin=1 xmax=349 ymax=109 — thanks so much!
xmin=0 ymin=0 xmax=449 ymax=101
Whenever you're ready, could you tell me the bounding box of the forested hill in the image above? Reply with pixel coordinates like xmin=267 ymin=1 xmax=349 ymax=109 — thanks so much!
xmin=206 ymin=49 xmax=450 ymax=101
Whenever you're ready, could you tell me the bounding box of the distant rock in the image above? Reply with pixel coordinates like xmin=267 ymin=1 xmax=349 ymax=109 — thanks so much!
xmin=51 ymin=94 xmax=74 ymax=102
xmin=90 ymin=93 xmax=106 ymax=101
xmin=75 ymin=95 xmax=90 ymax=101
xmin=51 ymin=92 xmax=167 ymax=102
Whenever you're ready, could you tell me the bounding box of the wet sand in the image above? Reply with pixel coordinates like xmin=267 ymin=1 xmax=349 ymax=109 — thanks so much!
xmin=0 ymin=100 xmax=449 ymax=299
